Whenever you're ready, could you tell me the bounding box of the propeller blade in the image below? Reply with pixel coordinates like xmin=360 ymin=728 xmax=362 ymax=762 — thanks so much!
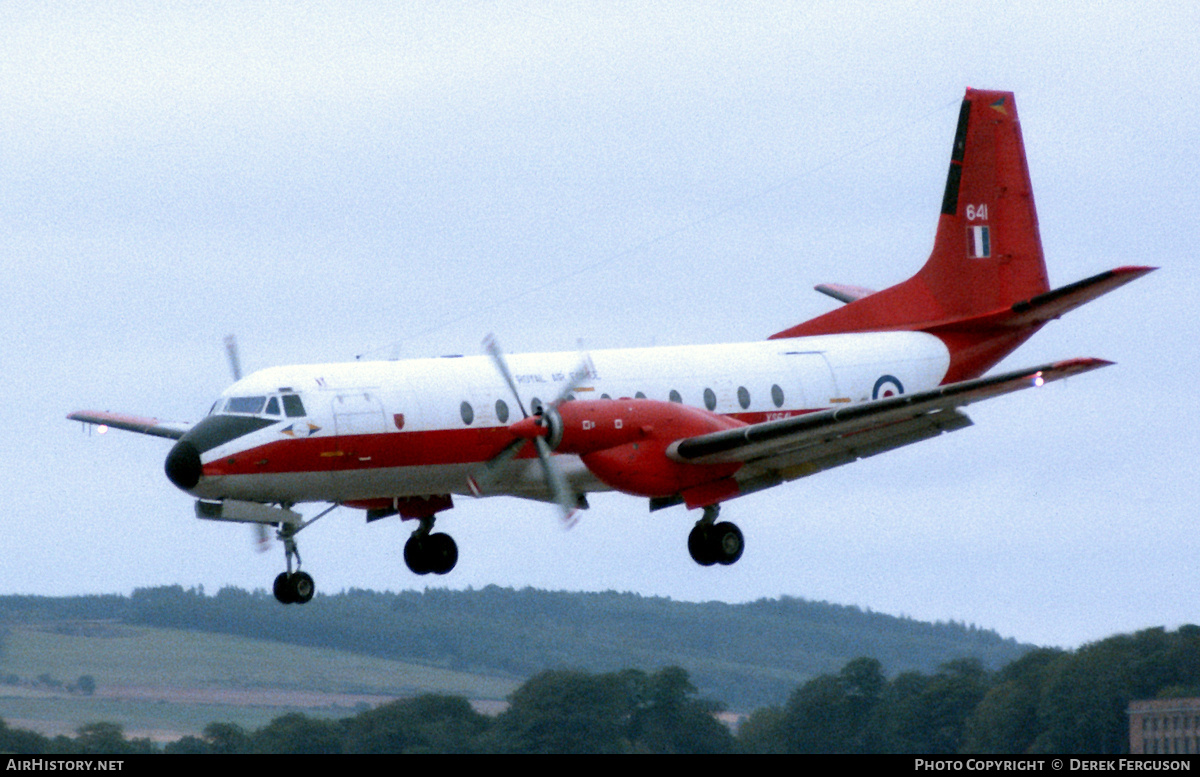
xmin=478 ymin=333 xmax=580 ymax=528
xmin=483 ymin=334 xmax=528 ymax=419
xmin=224 ymin=334 xmax=243 ymax=382
xmin=253 ymin=522 xmax=271 ymax=553
xmin=466 ymin=437 xmax=527 ymax=497
xmin=535 ymin=436 xmax=579 ymax=528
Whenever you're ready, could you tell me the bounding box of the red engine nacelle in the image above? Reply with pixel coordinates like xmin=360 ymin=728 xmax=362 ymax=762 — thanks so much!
xmin=510 ymin=398 xmax=745 ymax=499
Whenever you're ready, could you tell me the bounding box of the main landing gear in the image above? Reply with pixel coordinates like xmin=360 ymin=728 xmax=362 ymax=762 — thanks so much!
xmin=687 ymin=505 xmax=744 ymax=566
xmin=404 ymin=516 xmax=458 ymax=575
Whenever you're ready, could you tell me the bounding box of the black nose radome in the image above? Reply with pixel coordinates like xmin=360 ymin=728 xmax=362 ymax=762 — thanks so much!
xmin=164 ymin=440 xmax=201 ymax=491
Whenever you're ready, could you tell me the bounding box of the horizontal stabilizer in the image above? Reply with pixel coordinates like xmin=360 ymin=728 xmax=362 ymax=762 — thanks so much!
xmin=815 ymin=283 xmax=876 ymax=304
xmin=916 ymin=265 xmax=1158 ymax=333
xmin=67 ymin=410 xmax=190 ymax=440
xmin=1002 ymin=265 xmax=1156 ymax=327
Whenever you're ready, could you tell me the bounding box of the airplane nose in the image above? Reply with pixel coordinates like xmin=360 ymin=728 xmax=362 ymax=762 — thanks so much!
xmin=164 ymin=439 xmax=201 ymax=490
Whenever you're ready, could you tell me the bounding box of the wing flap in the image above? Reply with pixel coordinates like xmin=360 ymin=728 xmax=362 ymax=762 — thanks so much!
xmin=729 ymin=410 xmax=974 ymax=501
xmin=67 ymin=410 xmax=190 ymax=440
xmin=670 ymin=357 xmax=1110 ymax=467
xmin=739 ymin=407 xmax=973 ymax=475
xmin=732 ymin=409 xmax=973 ymax=497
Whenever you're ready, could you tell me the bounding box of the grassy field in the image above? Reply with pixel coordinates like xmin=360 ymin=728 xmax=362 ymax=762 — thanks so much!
xmin=0 ymin=622 xmax=517 ymax=740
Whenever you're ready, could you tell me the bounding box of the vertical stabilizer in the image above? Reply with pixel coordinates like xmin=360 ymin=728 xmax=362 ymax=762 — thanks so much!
xmin=773 ymin=88 xmax=1050 ymax=340
xmin=923 ymin=89 xmax=1050 ymax=317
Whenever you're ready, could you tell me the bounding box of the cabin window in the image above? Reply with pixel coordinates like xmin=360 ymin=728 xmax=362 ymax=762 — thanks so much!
xmin=460 ymin=401 xmax=474 ymax=426
xmin=601 ymin=393 xmax=611 ymax=400
xmin=265 ymin=397 xmax=281 ymax=416
xmin=224 ymin=396 xmax=266 ymax=414
xmin=669 ymin=390 xmax=682 ymax=403
xmin=282 ymin=394 xmax=306 ymax=417
xmin=635 ymin=391 xmax=646 ymax=399
xmin=703 ymin=388 xmax=717 ymax=411
xmin=771 ymin=384 xmax=785 ymax=408
xmin=737 ymin=386 xmax=750 ymax=409
xmin=496 ymin=399 xmax=510 ymax=424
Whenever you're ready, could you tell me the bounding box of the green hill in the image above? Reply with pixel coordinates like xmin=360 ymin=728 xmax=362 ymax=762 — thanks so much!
xmin=0 ymin=585 xmax=1031 ymax=714
xmin=0 ymin=621 xmax=515 ymax=739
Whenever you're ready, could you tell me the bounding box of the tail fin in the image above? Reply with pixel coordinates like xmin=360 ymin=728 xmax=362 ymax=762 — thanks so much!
xmin=772 ymin=89 xmax=1152 ymax=381
xmin=922 ymin=89 xmax=1051 ymax=318
xmin=775 ymin=88 xmax=1048 ymax=336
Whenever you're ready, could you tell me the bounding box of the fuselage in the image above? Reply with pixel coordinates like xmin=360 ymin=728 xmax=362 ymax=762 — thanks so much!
xmin=167 ymin=331 xmax=951 ymax=506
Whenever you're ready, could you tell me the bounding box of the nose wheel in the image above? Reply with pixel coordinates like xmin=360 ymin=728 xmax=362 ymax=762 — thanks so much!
xmin=273 ymin=570 xmax=314 ymax=604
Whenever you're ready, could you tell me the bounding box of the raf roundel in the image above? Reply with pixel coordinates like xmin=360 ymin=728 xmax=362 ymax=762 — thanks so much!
xmin=872 ymin=375 xmax=905 ymax=400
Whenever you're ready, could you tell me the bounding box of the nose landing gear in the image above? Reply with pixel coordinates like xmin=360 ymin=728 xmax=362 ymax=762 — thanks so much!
xmin=266 ymin=503 xmax=338 ymax=605
xmin=272 ymin=522 xmax=315 ymax=604
xmin=274 ymin=570 xmax=314 ymax=604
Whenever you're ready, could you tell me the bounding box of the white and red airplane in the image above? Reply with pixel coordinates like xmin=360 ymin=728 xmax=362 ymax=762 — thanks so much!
xmin=70 ymin=89 xmax=1152 ymax=605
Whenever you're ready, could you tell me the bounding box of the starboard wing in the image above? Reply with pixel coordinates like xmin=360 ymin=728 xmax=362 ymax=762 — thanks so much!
xmin=668 ymin=359 xmax=1110 ymax=483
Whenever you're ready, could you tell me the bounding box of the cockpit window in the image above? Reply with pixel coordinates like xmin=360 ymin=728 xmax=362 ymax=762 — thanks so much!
xmin=282 ymin=394 xmax=306 ymax=418
xmin=224 ymin=396 xmax=267 ymax=414
xmin=212 ymin=393 xmax=304 ymax=419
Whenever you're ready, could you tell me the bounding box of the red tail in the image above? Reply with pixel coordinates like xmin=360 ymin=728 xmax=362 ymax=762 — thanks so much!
xmin=771 ymin=89 xmax=1152 ymax=382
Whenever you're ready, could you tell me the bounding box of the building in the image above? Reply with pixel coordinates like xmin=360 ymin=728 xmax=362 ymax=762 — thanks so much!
xmin=1128 ymin=698 xmax=1200 ymax=755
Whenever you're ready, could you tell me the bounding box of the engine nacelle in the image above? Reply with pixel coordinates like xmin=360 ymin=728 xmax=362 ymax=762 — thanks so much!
xmin=536 ymin=399 xmax=746 ymax=498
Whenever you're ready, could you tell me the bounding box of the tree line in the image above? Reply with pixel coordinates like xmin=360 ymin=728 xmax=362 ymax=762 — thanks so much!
xmin=1 ymin=667 xmax=733 ymax=754
xmin=741 ymin=624 xmax=1200 ymax=753
xmin=2 ymin=624 xmax=1198 ymax=754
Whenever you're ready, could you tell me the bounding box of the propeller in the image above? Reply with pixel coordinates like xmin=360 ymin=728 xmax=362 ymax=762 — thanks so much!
xmin=470 ymin=334 xmax=590 ymax=526
xmin=254 ymin=522 xmax=272 ymax=553
xmin=224 ymin=334 xmax=270 ymax=550
xmin=224 ymin=334 xmax=243 ymax=382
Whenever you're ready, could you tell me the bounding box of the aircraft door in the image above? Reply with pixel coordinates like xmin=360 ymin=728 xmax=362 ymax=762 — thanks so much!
xmin=331 ymin=391 xmax=388 ymax=473
xmin=785 ymin=352 xmax=841 ymax=409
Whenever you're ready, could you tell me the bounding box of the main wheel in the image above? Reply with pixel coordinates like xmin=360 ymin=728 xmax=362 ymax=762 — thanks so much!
xmin=404 ymin=535 xmax=431 ymax=575
xmin=426 ymin=533 xmax=458 ymax=575
xmin=289 ymin=571 xmax=315 ymax=604
xmin=688 ymin=524 xmax=717 ymax=566
xmin=273 ymin=572 xmax=296 ymax=604
xmin=710 ymin=522 xmax=744 ymax=565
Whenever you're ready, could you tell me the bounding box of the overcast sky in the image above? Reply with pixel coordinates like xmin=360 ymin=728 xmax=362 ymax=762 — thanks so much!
xmin=3 ymin=1 xmax=1197 ymax=650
